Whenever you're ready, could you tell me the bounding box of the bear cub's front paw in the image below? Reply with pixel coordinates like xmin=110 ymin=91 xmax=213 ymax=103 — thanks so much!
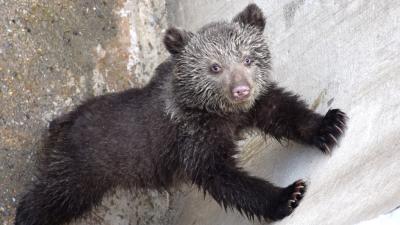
xmin=270 ymin=179 xmax=307 ymax=221
xmin=313 ymin=109 xmax=348 ymax=154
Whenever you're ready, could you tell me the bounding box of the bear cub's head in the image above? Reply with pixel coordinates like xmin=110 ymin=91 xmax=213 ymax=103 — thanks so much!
xmin=164 ymin=4 xmax=271 ymax=114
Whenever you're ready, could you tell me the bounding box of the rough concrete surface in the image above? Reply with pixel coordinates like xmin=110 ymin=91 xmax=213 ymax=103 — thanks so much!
xmin=166 ymin=0 xmax=400 ymax=225
xmin=0 ymin=0 xmax=169 ymax=224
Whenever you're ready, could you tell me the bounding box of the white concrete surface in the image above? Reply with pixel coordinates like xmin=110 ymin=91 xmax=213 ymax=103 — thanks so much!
xmin=165 ymin=1 xmax=400 ymax=224
xmin=356 ymin=207 xmax=400 ymax=225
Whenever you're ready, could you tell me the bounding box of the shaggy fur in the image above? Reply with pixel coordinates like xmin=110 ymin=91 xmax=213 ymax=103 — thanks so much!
xmin=15 ymin=4 xmax=347 ymax=225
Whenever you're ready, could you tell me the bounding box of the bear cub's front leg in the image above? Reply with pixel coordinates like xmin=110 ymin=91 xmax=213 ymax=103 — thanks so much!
xmin=313 ymin=109 xmax=348 ymax=154
xmin=271 ymin=179 xmax=307 ymax=220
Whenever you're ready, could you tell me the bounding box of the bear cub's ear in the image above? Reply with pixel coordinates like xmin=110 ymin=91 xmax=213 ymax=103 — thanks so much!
xmin=232 ymin=4 xmax=266 ymax=32
xmin=163 ymin=27 xmax=193 ymax=55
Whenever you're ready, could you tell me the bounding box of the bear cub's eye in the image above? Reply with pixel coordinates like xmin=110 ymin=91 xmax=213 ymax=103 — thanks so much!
xmin=210 ymin=63 xmax=223 ymax=74
xmin=244 ymin=57 xmax=253 ymax=66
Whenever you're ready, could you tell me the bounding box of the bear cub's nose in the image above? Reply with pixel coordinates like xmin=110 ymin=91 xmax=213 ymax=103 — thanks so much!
xmin=232 ymin=85 xmax=250 ymax=100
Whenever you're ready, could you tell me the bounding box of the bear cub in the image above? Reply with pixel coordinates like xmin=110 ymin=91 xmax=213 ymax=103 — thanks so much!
xmin=15 ymin=4 xmax=347 ymax=225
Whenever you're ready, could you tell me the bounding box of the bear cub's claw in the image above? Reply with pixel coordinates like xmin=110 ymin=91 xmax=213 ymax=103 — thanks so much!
xmin=271 ymin=179 xmax=307 ymax=220
xmin=314 ymin=109 xmax=348 ymax=154
xmin=287 ymin=180 xmax=306 ymax=210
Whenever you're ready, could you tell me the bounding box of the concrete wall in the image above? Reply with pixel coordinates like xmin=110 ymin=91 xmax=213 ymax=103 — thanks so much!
xmin=0 ymin=0 xmax=170 ymax=224
xmin=165 ymin=0 xmax=400 ymax=225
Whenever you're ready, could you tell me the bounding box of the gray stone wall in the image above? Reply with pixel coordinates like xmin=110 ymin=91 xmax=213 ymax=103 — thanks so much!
xmin=0 ymin=0 xmax=169 ymax=224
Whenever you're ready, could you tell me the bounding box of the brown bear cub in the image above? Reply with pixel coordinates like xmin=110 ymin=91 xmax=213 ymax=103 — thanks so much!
xmin=15 ymin=4 xmax=347 ymax=225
